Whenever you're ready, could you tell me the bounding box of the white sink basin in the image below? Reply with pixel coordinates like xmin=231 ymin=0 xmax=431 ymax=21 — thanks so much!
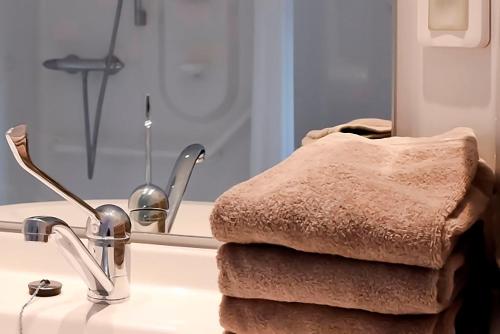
xmin=0 ymin=200 xmax=214 ymax=237
xmin=0 ymin=231 xmax=222 ymax=333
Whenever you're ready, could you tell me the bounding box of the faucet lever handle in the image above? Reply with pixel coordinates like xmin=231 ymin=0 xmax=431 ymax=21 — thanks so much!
xmin=6 ymin=124 xmax=100 ymax=222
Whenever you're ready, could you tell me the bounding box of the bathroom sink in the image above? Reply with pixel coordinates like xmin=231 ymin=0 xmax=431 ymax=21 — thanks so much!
xmin=0 ymin=200 xmax=214 ymax=237
xmin=0 ymin=231 xmax=222 ymax=333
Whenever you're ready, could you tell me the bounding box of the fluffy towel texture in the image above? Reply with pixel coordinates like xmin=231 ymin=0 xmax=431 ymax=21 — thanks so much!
xmin=217 ymin=243 xmax=466 ymax=315
xmin=220 ymin=296 xmax=462 ymax=334
xmin=301 ymin=118 xmax=392 ymax=145
xmin=211 ymin=128 xmax=491 ymax=268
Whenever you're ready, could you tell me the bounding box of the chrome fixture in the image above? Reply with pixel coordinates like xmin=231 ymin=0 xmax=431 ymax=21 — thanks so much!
xmin=6 ymin=124 xmax=131 ymax=304
xmin=128 ymin=96 xmax=205 ymax=233
xmin=43 ymin=0 xmax=124 ymax=179
xmin=164 ymin=144 xmax=205 ymax=231
xmin=43 ymin=55 xmax=123 ymax=74
xmin=129 ymin=95 xmax=169 ymax=233
xmin=134 ymin=0 xmax=147 ymax=26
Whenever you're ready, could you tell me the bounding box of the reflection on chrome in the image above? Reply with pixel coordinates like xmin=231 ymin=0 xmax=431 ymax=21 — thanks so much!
xmin=128 ymin=96 xmax=205 ymax=233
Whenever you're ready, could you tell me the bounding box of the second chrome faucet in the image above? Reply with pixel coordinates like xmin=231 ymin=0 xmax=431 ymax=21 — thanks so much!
xmin=128 ymin=95 xmax=205 ymax=233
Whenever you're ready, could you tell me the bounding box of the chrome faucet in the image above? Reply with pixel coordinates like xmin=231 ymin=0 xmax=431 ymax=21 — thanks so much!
xmin=164 ymin=143 xmax=205 ymax=231
xmin=6 ymin=124 xmax=131 ymax=304
xmin=129 ymin=96 xmax=205 ymax=233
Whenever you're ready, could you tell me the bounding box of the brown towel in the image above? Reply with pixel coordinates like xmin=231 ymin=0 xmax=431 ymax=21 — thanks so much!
xmin=211 ymin=128 xmax=492 ymax=268
xmin=218 ymin=243 xmax=466 ymax=315
xmin=301 ymin=118 xmax=392 ymax=145
xmin=220 ymin=296 xmax=462 ymax=334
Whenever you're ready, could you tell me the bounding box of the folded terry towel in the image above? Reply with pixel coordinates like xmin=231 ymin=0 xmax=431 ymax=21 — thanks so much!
xmin=218 ymin=243 xmax=466 ymax=315
xmin=301 ymin=118 xmax=392 ymax=145
xmin=220 ymin=296 xmax=462 ymax=334
xmin=211 ymin=128 xmax=492 ymax=268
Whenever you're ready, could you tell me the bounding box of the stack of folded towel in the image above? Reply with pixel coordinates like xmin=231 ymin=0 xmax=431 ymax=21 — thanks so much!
xmin=210 ymin=128 xmax=494 ymax=334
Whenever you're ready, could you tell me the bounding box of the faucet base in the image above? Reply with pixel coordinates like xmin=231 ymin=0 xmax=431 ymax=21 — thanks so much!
xmin=86 ymin=270 xmax=130 ymax=304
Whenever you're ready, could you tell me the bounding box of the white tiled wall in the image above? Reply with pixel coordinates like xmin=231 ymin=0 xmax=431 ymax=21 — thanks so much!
xmin=395 ymin=0 xmax=497 ymax=168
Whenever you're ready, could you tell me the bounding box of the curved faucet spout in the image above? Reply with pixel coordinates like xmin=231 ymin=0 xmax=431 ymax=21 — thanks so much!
xmin=23 ymin=216 xmax=114 ymax=294
xmin=165 ymin=144 xmax=205 ymax=232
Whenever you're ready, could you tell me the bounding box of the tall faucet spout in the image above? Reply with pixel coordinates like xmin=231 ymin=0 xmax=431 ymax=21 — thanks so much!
xmin=23 ymin=216 xmax=114 ymax=294
xmin=165 ymin=144 xmax=205 ymax=232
